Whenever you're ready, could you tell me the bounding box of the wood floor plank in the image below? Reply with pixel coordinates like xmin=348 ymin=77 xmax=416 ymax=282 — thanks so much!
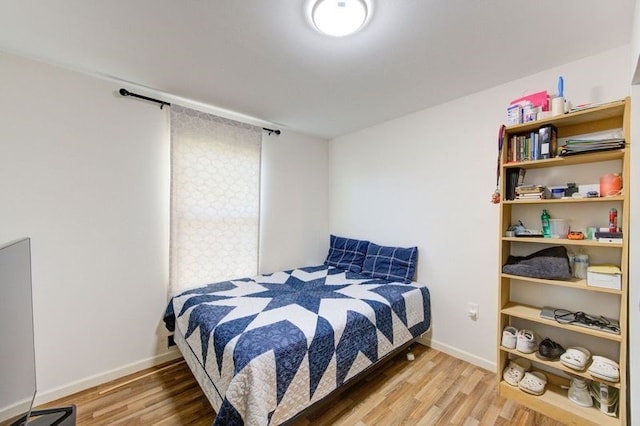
xmin=36 ymin=345 xmax=565 ymax=425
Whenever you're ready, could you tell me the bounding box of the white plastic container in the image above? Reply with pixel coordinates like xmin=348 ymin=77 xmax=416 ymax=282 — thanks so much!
xmin=549 ymin=219 xmax=569 ymax=238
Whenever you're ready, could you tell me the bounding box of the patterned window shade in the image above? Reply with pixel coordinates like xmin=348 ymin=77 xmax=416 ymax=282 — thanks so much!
xmin=170 ymin=105 xmax=262 ymax=293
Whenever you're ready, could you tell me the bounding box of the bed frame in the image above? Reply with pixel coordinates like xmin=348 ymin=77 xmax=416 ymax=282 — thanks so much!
xmin=174 ymin=327 xmax=421 ymax=424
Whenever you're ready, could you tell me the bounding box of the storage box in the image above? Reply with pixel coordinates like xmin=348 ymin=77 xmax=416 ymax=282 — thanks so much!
xmin=507 ymin=104 xmax=522 ymax=125
xmin=578 ymin=183 xmax=600 ymax=197
xmin=587 ymin=265 xmax=622 ymax=290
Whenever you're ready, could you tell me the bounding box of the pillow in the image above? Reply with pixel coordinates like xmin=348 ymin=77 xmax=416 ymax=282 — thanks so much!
xmin=361 ymin=243 xmax=418 ymax=283
xmin=324 ymin=235 xmax=370 ymax=273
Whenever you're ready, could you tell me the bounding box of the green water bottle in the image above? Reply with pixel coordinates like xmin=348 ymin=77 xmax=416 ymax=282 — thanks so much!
xmin=541 ymin=209 xmax=551 ymax=238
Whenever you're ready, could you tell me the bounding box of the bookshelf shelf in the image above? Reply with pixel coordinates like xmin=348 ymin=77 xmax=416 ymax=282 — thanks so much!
xmin=501 ymin=273 xmax=622 ymax=295
xmin=502 ymin=236 xmax=622 ymax=248
xmin=498 ymin=381 xmax=619 ymax=426
xmin=505 ymin=99 xmax=625 ymax=135
xmin=496 ymin=97 xmax=629 ymax=425
xmin=503 ymin=195 xmax=624 ymax=205
xmin=500 ymin=302 xmax=621 ymax=342
xmin=503 ymin=149 xmax=625 ymax=170
xmin=499 ymin=348 xmax=622 ymax=389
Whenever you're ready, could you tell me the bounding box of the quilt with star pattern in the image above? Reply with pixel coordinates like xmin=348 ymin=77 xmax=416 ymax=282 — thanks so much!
xmin=163 ymin=264 xmax=431 ymax=425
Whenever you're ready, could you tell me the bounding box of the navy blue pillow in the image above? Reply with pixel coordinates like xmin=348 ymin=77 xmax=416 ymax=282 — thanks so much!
xmin=361 ymin=243 xmax=418 ymax=283
xmin=324 ymin=235 xmax=370 ymax=273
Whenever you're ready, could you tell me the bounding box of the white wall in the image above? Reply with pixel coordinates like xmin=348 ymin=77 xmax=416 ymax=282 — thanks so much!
xmin=329 ymin=45 xmax=631 ymax=371
xmin=0 ymin=52 xmax=172 ymax=408
xmin=0 ymin=51 xmax=328 ymax=411
xmin=260 ymin=131 xmax=329 ymax=273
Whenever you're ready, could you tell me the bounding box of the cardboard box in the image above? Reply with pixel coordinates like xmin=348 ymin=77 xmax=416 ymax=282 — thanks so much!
xmin=587 ymin=265 xmax=621 ymax=290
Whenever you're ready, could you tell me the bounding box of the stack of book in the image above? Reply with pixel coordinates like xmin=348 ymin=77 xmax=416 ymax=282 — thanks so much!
xmin=559 ymin=137 xmax=625 ymax=156
xmin=515 ymin=184 xmax=545 ymax=200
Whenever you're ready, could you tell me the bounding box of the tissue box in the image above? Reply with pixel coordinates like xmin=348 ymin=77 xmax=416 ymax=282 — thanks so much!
xmin=587 ymin=265 xmax=621 ymax=290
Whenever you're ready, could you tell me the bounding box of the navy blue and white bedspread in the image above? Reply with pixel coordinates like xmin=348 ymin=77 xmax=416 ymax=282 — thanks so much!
xmin=163 ymin=264 xmax=431 ymax=425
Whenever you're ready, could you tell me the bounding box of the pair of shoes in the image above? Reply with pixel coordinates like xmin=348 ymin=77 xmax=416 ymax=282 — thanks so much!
xmin=501 ymin=326 xmax=518 ymax=349
xmin=536 ymin=337 xmax=565 ymax=360
xmin=502 ymin=357 xmax=531 ymax=386
xmin=516 ymin=329 xmax=539 ymax=354
xmin=560 ymin=346 xmax=591 ymax=371
xmin=568 ymin=377 xmax=593 ymax=407
xmin=588 ymin=356 xmax=620 ymax=382
xmin=518 ymin=371 xmax=547 ymax=395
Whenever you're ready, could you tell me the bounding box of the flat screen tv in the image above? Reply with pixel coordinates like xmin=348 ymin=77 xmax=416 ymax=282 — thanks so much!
xmin=0 ymin=238 xmax=75 ymax=426
xmin=0 ymin=238 xmax=37 ymax=424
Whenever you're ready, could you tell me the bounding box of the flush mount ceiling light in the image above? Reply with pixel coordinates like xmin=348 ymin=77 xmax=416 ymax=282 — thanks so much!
xmin=311 ymin=0 xmax=369 ymax=37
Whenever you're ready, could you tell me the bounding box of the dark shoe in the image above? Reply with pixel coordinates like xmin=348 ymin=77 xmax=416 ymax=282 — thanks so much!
xmin=536 ymin=337 xmax=565 ymax=360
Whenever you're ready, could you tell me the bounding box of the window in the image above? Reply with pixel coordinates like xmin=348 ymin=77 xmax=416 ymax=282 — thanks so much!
xmin=170 ymin=105 xmax=262 ymax=293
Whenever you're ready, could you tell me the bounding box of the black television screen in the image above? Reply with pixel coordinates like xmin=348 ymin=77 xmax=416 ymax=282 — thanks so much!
xmin=0 ymin=238 xmax=37 ymax=424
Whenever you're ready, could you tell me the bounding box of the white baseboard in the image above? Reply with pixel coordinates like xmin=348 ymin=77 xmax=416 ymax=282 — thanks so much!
xmin=3 ymin=339 xmax=494 ymax=422
xmin=416 ymin=335 xmax=496 ymax=373
xmin=33 ymin=348 xmax=182 ymax=407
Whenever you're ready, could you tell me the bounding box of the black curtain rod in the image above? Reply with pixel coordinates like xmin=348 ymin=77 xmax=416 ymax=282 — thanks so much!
xmin=119 ymin=88 xmax=170 ymax=109
xmin=119 ymin=88 xmax=281 ymax=135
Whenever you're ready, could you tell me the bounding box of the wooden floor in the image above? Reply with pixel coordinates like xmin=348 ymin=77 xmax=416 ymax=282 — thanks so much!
xmin=39 ymin=345 xmax=565 ymax=425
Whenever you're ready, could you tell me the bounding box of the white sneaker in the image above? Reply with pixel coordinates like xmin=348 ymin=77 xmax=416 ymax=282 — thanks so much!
xmin=516 ymin=329 xmax=538 ymax=354
xmin=501 ymin=326 xmax=518 ymax=349
xmin=568 ymin=378 xmax=593 ymax=407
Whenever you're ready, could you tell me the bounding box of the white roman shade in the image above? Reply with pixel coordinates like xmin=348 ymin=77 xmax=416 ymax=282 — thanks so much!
xmin=170 ymin=105 xmax=262 ymax=293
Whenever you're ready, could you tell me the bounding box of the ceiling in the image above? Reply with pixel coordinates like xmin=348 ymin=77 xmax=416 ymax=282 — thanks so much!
xmin=0 ymin=0 xmax=634 ymax=139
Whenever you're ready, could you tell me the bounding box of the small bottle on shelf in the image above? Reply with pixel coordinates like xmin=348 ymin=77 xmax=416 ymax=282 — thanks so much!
xmin=574 ymin=253 xmax=589 ymax=279
xmin=541 ymin=209 xmax=551 ymax=238
xmin=609 ymin=208 xmax=618 ymax=232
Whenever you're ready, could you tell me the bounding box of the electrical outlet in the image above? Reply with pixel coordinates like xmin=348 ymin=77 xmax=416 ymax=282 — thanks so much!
xmin=467 ymin=302 xmax=479 ymax=321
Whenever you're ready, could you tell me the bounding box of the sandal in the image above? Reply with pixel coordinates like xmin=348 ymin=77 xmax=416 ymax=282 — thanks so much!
xmin=588 ymin=356 xmax=620 ymax=382
xmin=536 ymin=337 xmax=565 ymax=360
xmin=516 ymin=329 xmax=538 ymax=354
xmin=501 ymin=326 xmax=518 ymax=349
xmin=560 ymin=346 xmax=591 ymax=371
xmin=518 ymin=371 xmax=547 ymax=395
xmin=502 ymin=357 xmax=531 ymax=386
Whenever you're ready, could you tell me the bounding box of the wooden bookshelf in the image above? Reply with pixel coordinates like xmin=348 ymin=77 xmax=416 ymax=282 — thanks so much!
xmin=496 ymin=97 xmax=630 ymax=425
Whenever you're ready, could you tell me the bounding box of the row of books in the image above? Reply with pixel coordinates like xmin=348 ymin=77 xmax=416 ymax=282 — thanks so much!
xmin=505 ymin=125 xmax=556 ymax=163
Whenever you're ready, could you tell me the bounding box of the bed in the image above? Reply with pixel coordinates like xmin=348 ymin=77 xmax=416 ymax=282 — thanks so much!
xmin=163 ymin=237 xmax=431 ymax=425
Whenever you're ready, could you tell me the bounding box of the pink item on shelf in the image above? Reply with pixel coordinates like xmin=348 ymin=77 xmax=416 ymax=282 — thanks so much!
xmin=510 ymin=91 xmax=550 ymax=111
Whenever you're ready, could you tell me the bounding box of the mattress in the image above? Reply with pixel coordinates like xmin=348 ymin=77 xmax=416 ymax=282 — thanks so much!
xmin=164 ymin=264 xmax=431 ymax=425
